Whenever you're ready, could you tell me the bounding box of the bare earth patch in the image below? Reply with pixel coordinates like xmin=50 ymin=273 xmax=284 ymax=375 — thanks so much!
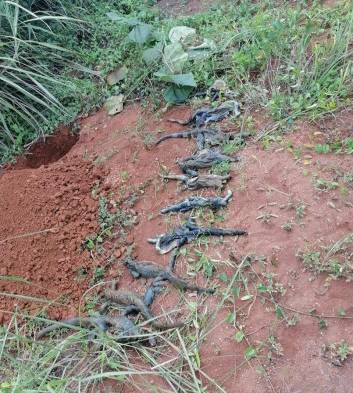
xmin=1 ymin=104 xmax=353 ymax=392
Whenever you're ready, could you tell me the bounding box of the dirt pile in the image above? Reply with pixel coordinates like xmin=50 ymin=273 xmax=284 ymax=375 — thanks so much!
xmin=0 ymin=153 xmax=105 ymax=323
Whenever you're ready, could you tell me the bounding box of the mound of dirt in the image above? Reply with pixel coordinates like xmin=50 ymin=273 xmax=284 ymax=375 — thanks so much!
xmin=0 ymin=156 xmax=105 ymax=323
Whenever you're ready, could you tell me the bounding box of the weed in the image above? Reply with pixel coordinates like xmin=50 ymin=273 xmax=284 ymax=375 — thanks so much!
xmin=319 ymin=318 xmax=328 ymax=330
xmin=312 ymin=176 xmax=339 ymax=191
xmin=244 ymin=346 xmax=257 ymax=361
xmin=295 ymin=201 xmax=306 ymax=219
xmin=284 ymin=199 xmax=307 ymax=220
xmin=281 ymin=220 xmax=294 ymax=232
xmin=322 ymin=340 xmax=353 ymax=366
xmin=211 ymin=161 xmax=232 ymax=176
xmin=223 ymin=139 xmax=245 ymax=155
xmin=258 ymin=272 xmax=286 ymax=298
xmin=261 ymin=135 xmax=282 ymax=150
xmin=286 ymin=313 xmax=300 ymax=327
xmin=84 ymin=196 xmax=136 ymax=255
xmin=194 ymin=251 xmax=215 ymax=278
xmin=0 ymin=312 xmax=211 ymax=392
xmin=262 ymin=335 xmax=284 ymax=361
xmin=120 ymin=170 xmax=130 ymax=182
xmin=297 ymin=234 xmax=353 ymax=280
xmin=342 ymin=172 xmax=353 ymax=187
xmin=91 ymin=266 xmax=105 ymax=284
xmin=315 ymin=144 xmax=331 ymax=154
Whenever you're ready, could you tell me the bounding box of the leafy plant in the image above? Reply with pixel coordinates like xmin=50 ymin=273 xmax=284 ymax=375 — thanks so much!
xmin=194 ymin=250 xmax=215 ymax=278
xmin=313 ymin=177 xmax=339 ymax=191
xmin=297 ymin=234 xmax=353 ymax=280
xmin=315 ymin=144 xmax=330 ymax=154
xmin=0 ymin=0 xmax=78 ymax=160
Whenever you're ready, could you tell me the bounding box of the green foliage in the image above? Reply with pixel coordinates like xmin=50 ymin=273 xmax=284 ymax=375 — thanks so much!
xmin=315 ymin=139 xmax=353 ymax=155
xmin=244 ymin=346 xmax=257 ymax=361
xmin=194 ymin=251 xmax=215 ymax=278
xmin=3 ymin=0 xmax=353 ymax=165
xmin=0 ymin=0 xmax=80 ymax=161
xmin=313 ymin=177 xmax=339 ymax=191
xmin=315 ymin=144 xmax=330 ymax=154
xmin=211 ymin=161 xmax=231 ymax=175
xmin=297 ymin=234 xmax=353 ymax=280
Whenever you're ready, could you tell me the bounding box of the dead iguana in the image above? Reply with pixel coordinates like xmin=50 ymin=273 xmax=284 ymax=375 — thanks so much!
xmin=148 ymin=218 xmax=247 ymax=254
xmin=36 ymin=315 xmax=141 ymax=341
xmin=168 ymin=100 xmax=241 ymax=128
xmin=160 ymin=190 xmax=233 ymax=214
xmin=162 ymin=173 xmax=231 ymax=190
xmin=104 ymin=289 xmax=184 ymax=329
xmin=178 ymin=148 xmax=239 ymax=176
xmin=124 ymin=258 xmax=215 ymax=294
xmin=155 ymin=128 xmax=250 ymax=150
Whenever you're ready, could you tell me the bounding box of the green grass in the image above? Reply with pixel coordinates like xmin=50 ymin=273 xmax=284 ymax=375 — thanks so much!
xmin=297 ymin=234 xmax=353 ymax=280
xmin=2 ymin=0 xmax=353 ymax=162
xmin=0 ymin=0 xmax=80 ymax=161
xmin=0 ymin=313 xmax=210 ymax=393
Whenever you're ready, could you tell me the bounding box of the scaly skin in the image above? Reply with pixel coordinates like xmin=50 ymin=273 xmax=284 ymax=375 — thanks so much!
xmin=160 ymin=190 xmax=233 ymax=214
xmin=162 ymin=173 xmax=231 ymax=190
xmin=155 ymin=128 xmax=221 ymax=147
xmin=168 ymin=101 xmax=240 ymax=127
xmin=148 ymin=219 xmax=247 ymax=254
xmin=178 ymin=148 xmax=239 ymax=176
xmin=104 ymin=289 xmax=183 ymax=330
xmin=124 ymin=259 xmax=215 ymax=294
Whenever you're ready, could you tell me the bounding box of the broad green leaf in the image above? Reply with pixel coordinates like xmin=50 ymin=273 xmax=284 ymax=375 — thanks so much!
xmin=104 ymin=94 xmax=124 ymax=115
xmin=241 ymin=294 xmax=253 ymax=301
xmin=187 ymin=39 xmax=216 ymax=60
xmin=128 ymin=24 xmax=153 ymax=44
xmin=244 ymin=346 xmax=257 ymax=361
xmin=142 ymin=43 xmax=163 ymax=64
xmin=169 ymin=26 xmax=196 ymax=43
xmin=106 ymin=12 xmax=139 ymax=26
xmin=275 ymin=305 xmax=284 ymax=319
xmin=163 ymin=42 xmax=188 ymax=73
xmin=155 ymin=71 xmax=196 ymax=87
xmin=218 ymin=272 xmax=228 ymax=282
xmin=257 ymin=283 xmax=268 ymax=293
xmin=225 ymin=312 xmax=236 ymax=324
xmin=232 ymin=286 xmax=241 ymax=298
xmin=164 ymin=85 xmax=193 ymax=103
xmin=235 ymin=330 xmax=245 ymax=343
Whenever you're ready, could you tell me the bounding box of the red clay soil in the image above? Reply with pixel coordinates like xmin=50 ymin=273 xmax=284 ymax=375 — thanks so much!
xmin=1 ymin=103 xmax=353 ymax=392
xmin=0 ymin=153 xmax=106 ymax=323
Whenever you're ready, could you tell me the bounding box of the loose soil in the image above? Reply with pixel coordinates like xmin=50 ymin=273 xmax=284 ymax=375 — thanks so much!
xmin=1 ymin=100 xmax=353 ymax=392
xmin=157 ymin=0 xmax=214 ymax=16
